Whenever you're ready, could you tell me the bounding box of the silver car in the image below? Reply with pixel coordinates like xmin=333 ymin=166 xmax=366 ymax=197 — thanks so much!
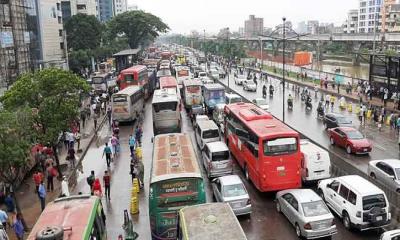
xmin=252 ymin=98 xmax=269 ymax=111
xmin=211 ymin=175 xmax=251 ymax=216
xmin=368 ymin=159 xmax=400 ymax=192
xmin=276 ymin=189 xmax=337 ymax=239
xmin=243 ymin=80 xmax=257 ymax=91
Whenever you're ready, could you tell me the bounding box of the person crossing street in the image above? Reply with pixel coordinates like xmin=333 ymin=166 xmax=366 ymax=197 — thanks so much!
xmin=102 ymin=143 xmax=112 ymax=168
xmin=103 ymin=170 xmax=111 ymax=200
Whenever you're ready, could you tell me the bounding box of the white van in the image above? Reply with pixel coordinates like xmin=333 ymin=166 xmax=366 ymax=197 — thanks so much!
xmin=195 ymin=120 xmax=220 ymax=150
xmin=225 ymin=93 xmax=242 ymax=105
xmin=202 ymin=141 xmax=233 ymax=178
xmin=300 ymin=139 xmax=331 ymax=182
xmin=318 ymin=175 xmax=391 ymax=231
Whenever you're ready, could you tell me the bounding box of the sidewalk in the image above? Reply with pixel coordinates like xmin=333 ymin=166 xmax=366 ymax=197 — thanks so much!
xmin=4 ymin=111 xmax=108 ymax=239
xmin=245 ymin=66 xmax=400 ymax=113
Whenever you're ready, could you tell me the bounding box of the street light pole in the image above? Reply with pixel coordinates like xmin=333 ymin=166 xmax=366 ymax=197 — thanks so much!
xmin=259 ymin=37 xmax=263 ymax=71
xmin=282 ymin=17 xmax=286 ymax=123
xmin=227 ymin=29 xmax=230 ymax=92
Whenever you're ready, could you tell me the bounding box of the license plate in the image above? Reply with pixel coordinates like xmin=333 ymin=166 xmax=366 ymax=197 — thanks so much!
xmin=279 ymin=171 xmax=286 ymax=176
xmin=376 ymin=216 xmax=383 ymax=221
xmin=231 ymin=202 xmax=241 ymax=208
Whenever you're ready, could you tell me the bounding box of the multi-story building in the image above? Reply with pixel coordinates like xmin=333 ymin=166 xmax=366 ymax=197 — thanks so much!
xmin=238 ymin=27 xmax=244 ymax=37
xmin=244 ymin=15 xmax=263 ymax=37
xmin=38 ymin=0 xmax=66 ymax=68
xmin=358 ymin=0 xmax=383 ymax=33
xmin=380 ymin=0 xmax=398 ymax=32
xmin=114 ymin=0 xmax=127 ymax=15
xmin=98 ymin=0 xmax=113 ymax=22
xmin=296 ymin=21 xmax=307 ymax=34
xmin=307 ymin=20 xmax=319 ymax=34
xmin=343 ymin=9 xmax=359 ymax=33
xmin=127 ymin=3 xmax=138 ymax=11
xmin=61 ymin=0 xmax=97 ymax=22
xmin=0 ymin=0 xmax=31 ymax=90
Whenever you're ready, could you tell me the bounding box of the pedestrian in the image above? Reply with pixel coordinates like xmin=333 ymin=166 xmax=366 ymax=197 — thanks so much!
xmin=38 ymin=181 xmax=46 ymax=212
xmin=325 ymin=94 xmax=330 ymax=109
xmin=107 ymin=106 xmax=112 ymax=126
xmin=389 ymin=112 xmax=395 ymax=130
xmin=128 ymin=134 xmax=136 ymax=156
xmin=103 ymin=171 xmax=111 ymax=200
xmin=330 ymin=95 xmax=335 ymax=111
xmin=137 ymin=159 xmax=144 ymax=189
xmin=80 ymin=110 xmax=86 ymax=129
xmin=397 ymin=117 xmax=400 ymax=134
xmin=102 ymin=142 xmax=112 ymax=168
xmin=12 ymin=213 xmax=24 ymax=240
xmin=46 ymin=163 xmax=57 ymax=192
xmin=86 ymin=171 xmax=95 ymax=195
xmin=378 ymin=115 xmax=383 ymax=131
xmin=4 ymin=194 xmax=14 ymax=213
xmin=67 ymin=146 xmax=76 ymax=167
xmin=0 ymin=209 xmax=8 ymax=230
xmin=94 ymin=116 xmax=98 ymax=132
xmin=60 ymin=176 xmax=70 ymax=197
xmin=130 ymin=159 xmax=137 ymax=182
xmin=92 ymin=178 xmax=102 ymax=197
xmin=32 ymin=170 xmax=43 ymax=194
xmin=135 ymin=125 xmax=143 ymax=146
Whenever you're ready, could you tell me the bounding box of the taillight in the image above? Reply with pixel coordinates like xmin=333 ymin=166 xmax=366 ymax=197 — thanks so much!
xmin=356 ymin=211 xmax=361 ymax=218
xmin=306 ymin=168 xmax=309 ymax=177
xmin=246 ymin=199 xmax=251 ymax=205
xmin=303 ymin=223 xmax=312 ymax=230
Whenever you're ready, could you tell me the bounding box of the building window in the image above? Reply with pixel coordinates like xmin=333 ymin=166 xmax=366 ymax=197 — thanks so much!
xmin=60 ymin=42 xmax=64 ymax=50
xmin=58 ymin=16 xmax=62 ymax=24
xmin=56 ymin=3 xmax=60 ymax=10
xmin=59 ymin=29 xmax=63 ymax=37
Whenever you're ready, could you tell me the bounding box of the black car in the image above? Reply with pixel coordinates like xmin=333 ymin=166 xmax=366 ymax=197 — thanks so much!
xmin=323 ymin=113 xmax=353 ymax=129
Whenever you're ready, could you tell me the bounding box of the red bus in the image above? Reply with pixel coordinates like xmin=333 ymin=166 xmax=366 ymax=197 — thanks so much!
xmin=117 ymin=65 xmax=149 ymax=98
xmin=159 ymin=76 xmax=178 ymax=90
xmin=224 ymin=102 xmax=301 ymax=192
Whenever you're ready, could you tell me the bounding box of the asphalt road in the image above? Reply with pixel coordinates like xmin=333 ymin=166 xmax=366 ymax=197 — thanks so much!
xmin=80 ymin=101 xmax=383 ymax=239
xmin=219 ymin=72 xmax=400 ymax=174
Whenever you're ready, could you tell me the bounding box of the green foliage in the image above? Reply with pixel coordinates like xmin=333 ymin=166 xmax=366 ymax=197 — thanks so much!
xmin=1 ymin=68 xmax=90 ymax=147
xmin=107 ymin=10 xmax=169 ymax=49
xmin=64 ymin=14 xmax=103 ymax=50
xmin=69 ymin=49 xmax=92 ymax=74
xmin=0 ymin=108 xmax=35 ymax=184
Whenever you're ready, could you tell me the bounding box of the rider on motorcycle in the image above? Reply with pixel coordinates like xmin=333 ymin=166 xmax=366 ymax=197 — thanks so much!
xmin=262 ymin=85 xmax=267 ymax=97
xmin=269 ymin=84 xmax=274 ymax=95
xmin=287 ymin=94 xmax=293 ymax=108
xmin=317 ymin=101 xmax=324 ymax=116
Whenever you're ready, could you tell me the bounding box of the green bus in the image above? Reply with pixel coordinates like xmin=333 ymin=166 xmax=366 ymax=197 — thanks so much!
xmin=150 ymin=133 xmax=206 ymax=240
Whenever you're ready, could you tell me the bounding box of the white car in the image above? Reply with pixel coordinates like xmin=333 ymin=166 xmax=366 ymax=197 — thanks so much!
xmin=243 ymin=80 xmax=257 ymax=91
xmin=368 ymin=159 xmax=400 ymax=193
xmin=210 ymin=70 xmax=219 ymax=80
xmin=380 ymin=229 xmax=400 ymax=240
xmin=234 ymin=75 xmax=246 ymax=85
xmin=252 ymin=98 xmax=269 ymax=111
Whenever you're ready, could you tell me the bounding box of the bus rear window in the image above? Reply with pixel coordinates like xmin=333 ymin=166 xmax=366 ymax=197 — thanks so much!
xmin=153 ymin=101 xmax=178 ymax=112
xmin=113 ymin=96 xmax=127 ymax=102
xmin=263 ymin=137 xmax=297 ymax=156
xmin=203 ymin=129 xmax=219 ymax=139
xmin=92 ymin=77 xmax=104 ymax=84
xmin=124 ymin=74 xmax=137 ymax=84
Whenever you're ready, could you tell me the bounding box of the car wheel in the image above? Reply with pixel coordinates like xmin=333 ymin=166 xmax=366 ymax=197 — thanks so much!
xmin=276 ymin=201 xmax=281 ymax=213
xmin=244 ymin=165 xmax=249 ymax=181
xmin=330 ymin=137 xmax=335 ymax=145
xmin=343 ymin=211 xmax=352 ymax=230
xmin=295 ymin=223 xmax=302 ymax=238
xmin=370 ymin=172 xmax=376 ymax=180
xmin=346 ymin=145 xmax=352 ymax=154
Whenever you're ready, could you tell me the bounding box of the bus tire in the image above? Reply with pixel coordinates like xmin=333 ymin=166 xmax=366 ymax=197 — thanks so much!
xmin=36 ymin=226 xmax=64 ymax=240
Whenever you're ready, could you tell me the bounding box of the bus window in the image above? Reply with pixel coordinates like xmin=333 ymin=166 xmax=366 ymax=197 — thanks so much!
xmin=92 ymin=77 xmax=104 ymax=84
xmin=125 ymin=74 xmax=137 ymax=84
xmin=263 ymin=137 xmax=298 ymax=155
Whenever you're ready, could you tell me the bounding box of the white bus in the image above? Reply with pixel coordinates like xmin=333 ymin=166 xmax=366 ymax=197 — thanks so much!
xmin=112 ymin=86 xmax=144 ymax=123
xmin=152 ymin=88 xmax=181 ymax=135
xmin=175 ymin=66 xmax=190 ymax=87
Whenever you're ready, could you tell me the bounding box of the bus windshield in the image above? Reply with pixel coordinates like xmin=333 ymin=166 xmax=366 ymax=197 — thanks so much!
xmin=92 ymin=77 xmax=105 ymax=84
xmin=186 ymin=86 xmax=200 ymax=93
xmin=263 ymin=137 xmax=298 ymax=156
xmin=153 ymin=101 xmax=178 ymax=112
xmin=124 ymin=74 xmax=138 ymax=84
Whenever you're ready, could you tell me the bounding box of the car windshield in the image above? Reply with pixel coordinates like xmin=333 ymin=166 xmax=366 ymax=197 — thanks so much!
xmin=223 ymin=183 xmax=247 ymax=198
xmin=362 ymin=194 xmax=386 ymax=210
xmin=337 ymin=117 xmax=351 ymax=124
xmin=346 ymin=130 xmax=364 ymax=140
xmin=302 ymin=201 xmax=330 ymax=217
xmin=203 ymin=129 xmax=219 ymax=139
xmin=230 ymin=97 xmax=242 ymax=103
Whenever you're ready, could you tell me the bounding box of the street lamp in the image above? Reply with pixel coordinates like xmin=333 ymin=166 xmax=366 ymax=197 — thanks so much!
xmin=259 ymin=36 xmax=263 ymax=71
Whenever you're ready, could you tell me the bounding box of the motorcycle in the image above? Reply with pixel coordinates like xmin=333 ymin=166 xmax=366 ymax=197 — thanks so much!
xmin=269 ymin=88 xmax=274 ymax=97
xmin=305 ymin=99 xmax=312 ymax=111
xmin=287 ymin=99 xmax=293 ymax=110
xmin=317 ymin=107 xmax=325 ymax=119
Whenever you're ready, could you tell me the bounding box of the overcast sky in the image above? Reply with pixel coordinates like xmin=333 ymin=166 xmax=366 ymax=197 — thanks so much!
xmin=128 ymin=0 xmax=359 ymax=34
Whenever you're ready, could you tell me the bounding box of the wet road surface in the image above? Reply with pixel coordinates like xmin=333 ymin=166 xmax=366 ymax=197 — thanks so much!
xmin=73 ymin=95 xmax=380 ymax=239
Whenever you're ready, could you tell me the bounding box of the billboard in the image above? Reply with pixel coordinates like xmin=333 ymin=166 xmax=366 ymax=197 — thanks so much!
xmin=0 ymin=31 xmax=14 ymax=48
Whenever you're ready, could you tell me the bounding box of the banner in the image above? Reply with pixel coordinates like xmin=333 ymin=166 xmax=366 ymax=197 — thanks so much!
xmin=0 ymin=31 xmax=13 ymax=48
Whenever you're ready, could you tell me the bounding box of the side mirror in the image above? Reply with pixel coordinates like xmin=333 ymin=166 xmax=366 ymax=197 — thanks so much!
xmin=327 ymin=183 xmax=331 ymax=189
xmin=392 ymin=176 xmax=396 ymax=181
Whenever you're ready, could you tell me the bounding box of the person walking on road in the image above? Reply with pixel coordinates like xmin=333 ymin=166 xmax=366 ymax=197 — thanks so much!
xmin=38 ymin=181 xmax=46 ymax=212
xmin=111 ymin=134 xmax=119 ymax=159
xmin=0 ymin=209 xmax=8 ymax=230
xmin=12 ymin=213 xmax=24 ymax=240
xmin=325 ymin=94 xmax=330 ymax=109
xmin=46 ymin=163 xmax=57 ymax=192
xmin=107 ymin=106 xmax=112 ymax=127
xmin=32 ymin=170 xmax=44 ymax=194
xmin=103 ymin=171 xmax=111 ymax=200
xmin=130 ymin=159 xmax=137 ymax=183
xmin=137 ymin=159 xmax=144 ymax=189
xmin=86 ymin=171 xmax=95 ymax=195
xmin=4 ymin=194 xmax=14 ymax=214
xmin=128 ymin=135 xmax=136 ymax=156
xmin=61 ymin=176 xmax=70 ymax=197
xmin=102 ymin=143 xmax=112 ymax=168
xmin=92 ymin=178 xmax=102 ymax=197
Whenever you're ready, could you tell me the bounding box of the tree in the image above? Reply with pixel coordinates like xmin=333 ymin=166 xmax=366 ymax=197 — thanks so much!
xmin=1 ymin=69 xmax=90 ymax=175
xmin=68 ymin=49 xmax=92 ymax=74
xmin=0 ymin=108 xmax=35 ymax=228
xmin=107 ymin=10 xmax=169 ymax=49
xmin=64 ymin=14 xmax=103 ymax=51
